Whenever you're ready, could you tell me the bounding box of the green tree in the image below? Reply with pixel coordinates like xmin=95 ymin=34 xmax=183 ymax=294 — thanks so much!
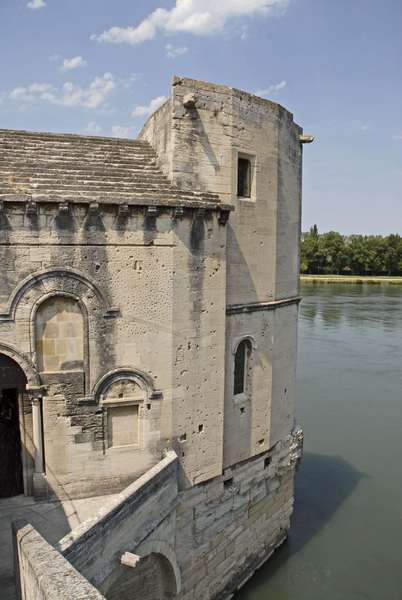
xmin=365 ymin=236 xmax=385 ymax=275
xmin=319 ymin=231 xmax=348 ymax=274
xmin=347 ymin=235 xmax=370 ymax=275
xmin=300 ymin=225 xmax=323 ymax=273
xmin=384 ymin=234 xmax=402 ymax=275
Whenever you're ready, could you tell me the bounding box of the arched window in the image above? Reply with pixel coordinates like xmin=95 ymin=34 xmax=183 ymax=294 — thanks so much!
xmin=234 ymin=339 xmax=253 ymax=397
xmin=35 ymin=296 xmax=84 ymax=372
xmin=234 ymin=340 xmax=246 ymax=395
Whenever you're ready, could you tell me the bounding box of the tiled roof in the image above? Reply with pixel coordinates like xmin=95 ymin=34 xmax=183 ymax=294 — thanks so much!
xmin=0 ymin=129 xmax=227 ymax=209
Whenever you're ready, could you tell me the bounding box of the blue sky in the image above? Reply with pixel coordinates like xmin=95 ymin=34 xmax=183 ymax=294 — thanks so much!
xmin=1 ymin=0 xmax=401 ymax=236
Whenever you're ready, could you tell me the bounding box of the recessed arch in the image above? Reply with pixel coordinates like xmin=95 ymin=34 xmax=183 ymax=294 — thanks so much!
xmin=34 ymin=295 xmax=85 ymax=373
xmin=93 ymin=367 xmax=161 ymax=402
xmin=231 ymin=334 xmax=257 ymax=355
xmin=0 ymin=267 xmax=118 ymax=322
xmin=136 ymin=540 xmax=181 ymax=596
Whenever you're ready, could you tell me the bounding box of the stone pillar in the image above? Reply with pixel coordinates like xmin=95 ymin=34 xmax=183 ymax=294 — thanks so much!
xmin=30 ymin=395 xmax=44 ymax=474
xmin=27 ymin=388 xmax=47 ymax=499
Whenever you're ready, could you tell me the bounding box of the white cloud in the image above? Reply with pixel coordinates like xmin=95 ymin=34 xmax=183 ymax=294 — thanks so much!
xmin=91 ymin=0 xmax=288 ymax=45
xmin=166 ymin=44 xmax=188 ymax=58
xmin=393 ymin=133 xmax=402 ymax=140
xmin=255 ymin=81 xmax=286 ymax=96
xmin=12 ymin=73 xmax=116 ymax=110
xmin=27 ymin=0 xmax=46 ymax=9
xmin=9 ymin=87 xmax=34 ymax=102
xmin=121 ymin=73 xmax=143 ymax=88
xmin=49 ymin=54 xmax=60 ymax=61
xmin=84 ymin=122 xmax=101 ymax=134
xmin=111 ymin=125 xmax=136 ymax=138
xmin=361 ymin=125 xmax=370 ymax=131
xmin=132 ymin=95 xmax=167 ymax=117
xmin=60 ymin=56 xmax=87 ymax=72
xmin=29 ymin=83 xmax=54 ymax=93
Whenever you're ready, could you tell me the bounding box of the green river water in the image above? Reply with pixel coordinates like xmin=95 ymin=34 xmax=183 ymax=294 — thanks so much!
xmin=236 ymin=284 xmax=402 ymax=600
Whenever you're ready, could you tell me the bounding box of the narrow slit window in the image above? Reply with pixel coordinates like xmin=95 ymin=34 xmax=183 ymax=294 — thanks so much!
xmin=237 ymin=158 xmax=251 ymax=197
xmin=234 ymin=341 xmax=246 ymax=395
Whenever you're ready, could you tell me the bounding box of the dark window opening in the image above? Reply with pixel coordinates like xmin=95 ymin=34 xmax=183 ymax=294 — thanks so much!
xmin=234 ymin=341 xmax=246 ymax=395
xmin=264 ymin=457 xmax=272 ymax=468
xmin=224 ymin=477 xmax=233 ymax=489
xmin=238 ymin=158 xmax=251 ymax=197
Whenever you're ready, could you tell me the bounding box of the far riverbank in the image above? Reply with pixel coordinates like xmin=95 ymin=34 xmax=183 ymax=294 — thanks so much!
xmin=300 ymin=275 xmax=402 ymax=284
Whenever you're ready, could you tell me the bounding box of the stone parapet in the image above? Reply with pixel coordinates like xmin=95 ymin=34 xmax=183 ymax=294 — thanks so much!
xmin=12 ymin=520 xmax=105 ymax=600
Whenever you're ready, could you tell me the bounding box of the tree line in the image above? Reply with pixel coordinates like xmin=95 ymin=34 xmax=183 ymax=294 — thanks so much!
xmin=301 ymin=225 xmax=402 ymax=275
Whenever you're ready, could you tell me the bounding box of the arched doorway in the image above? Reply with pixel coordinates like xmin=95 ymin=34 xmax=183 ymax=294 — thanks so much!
xmin=101 ymin=552 xmax=177 ymax=600
xmin=0 ymin=354 xmax=27 ymax=497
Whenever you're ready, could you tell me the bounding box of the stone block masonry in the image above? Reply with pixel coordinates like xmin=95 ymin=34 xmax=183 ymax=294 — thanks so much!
xmin=44 ymin=423 xmax=303 ymax=600
xmin=12 ymin=520 xmax=106 ymax=600
xmin=1 ymin=75 xmax=311 ymax=600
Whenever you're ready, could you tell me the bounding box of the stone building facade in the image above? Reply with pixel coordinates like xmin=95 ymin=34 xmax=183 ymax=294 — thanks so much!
xmin=3 ymin=77 xmax=310 ymax=599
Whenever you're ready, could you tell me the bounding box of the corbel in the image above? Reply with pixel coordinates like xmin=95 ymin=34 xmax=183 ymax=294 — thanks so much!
xmin=58 ymin=201 xmax=69 ymax=215
xmin=195 ymin=208 xmax=206 ymax=220
xmin=89 ymin=202 xmax=99 ymax=215
xmin=118 ymin=203 xmax=129 ymax=216
xmin=218 ymin=210 xmax=230 ymax=226
xmin=147 ymin=205 xmax=158 ymax=217
xmin=173 ymin=206 xmax=184 ymax=220
xmin=121 ymin=552 xmax=141 ymax=568
xmin=26 ymin=200 xmax=37 ymax=215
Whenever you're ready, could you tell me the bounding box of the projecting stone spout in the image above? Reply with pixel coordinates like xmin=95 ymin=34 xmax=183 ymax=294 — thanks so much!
xmin=183 ymin=92 xmax=198 ymax=108
xmin=300 ymin=134 xmax=314 ymax=143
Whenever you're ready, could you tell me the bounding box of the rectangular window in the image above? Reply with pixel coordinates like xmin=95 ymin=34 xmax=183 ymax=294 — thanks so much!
xmin=237 ymin=158 xmax=251 ymax=198
xmin=107 ymin=404 xmax=139 ymax=447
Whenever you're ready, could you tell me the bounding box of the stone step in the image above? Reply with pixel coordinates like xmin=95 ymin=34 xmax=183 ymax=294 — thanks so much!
xmin=0 ymin=150 xmax=155 ymax=158
xmin=0 ymin=130 xmax=152 ymax=146
xmin=0 ymin=174 xmax=169 ymax=185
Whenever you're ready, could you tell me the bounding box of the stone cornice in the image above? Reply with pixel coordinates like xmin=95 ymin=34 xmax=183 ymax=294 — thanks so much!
xmin=226 ymin=296 xmax=301 ymax=315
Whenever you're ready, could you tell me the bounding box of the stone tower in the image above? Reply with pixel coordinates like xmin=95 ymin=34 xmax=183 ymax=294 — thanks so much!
xmin=3 ymin=77 xmax=308 ymax=600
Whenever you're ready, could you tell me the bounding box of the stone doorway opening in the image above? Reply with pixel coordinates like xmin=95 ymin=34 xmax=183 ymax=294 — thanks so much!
xmin=0 ymin=387 xmax=23 ymax=497
xmin=0 ymin=354 xmax=30 ymax=498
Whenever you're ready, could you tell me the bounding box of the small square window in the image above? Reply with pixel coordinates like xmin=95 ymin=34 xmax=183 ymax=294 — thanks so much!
xmin=238 ymin=158 xmax=251 ymax=197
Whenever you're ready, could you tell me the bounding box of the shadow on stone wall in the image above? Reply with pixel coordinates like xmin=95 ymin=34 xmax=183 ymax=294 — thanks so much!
xmin=234 ymin=451 xmax=367 ymax=596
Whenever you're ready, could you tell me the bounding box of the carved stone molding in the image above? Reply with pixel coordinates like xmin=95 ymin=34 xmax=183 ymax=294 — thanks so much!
xmin=92 ymin=367 xmax=162 ymax=403
xmin=0 ymin=267 xmax=118 ymax=321
xmin=0 ymin=340 xmax=40 ymax=388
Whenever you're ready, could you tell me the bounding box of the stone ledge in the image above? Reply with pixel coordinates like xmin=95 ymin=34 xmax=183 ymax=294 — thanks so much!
xmin=226 ymin=296 xmax=301 ymax=315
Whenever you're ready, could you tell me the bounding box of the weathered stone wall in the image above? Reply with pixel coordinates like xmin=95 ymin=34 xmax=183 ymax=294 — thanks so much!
xmin=0 ymin=198 xmax=228 ymax=498
xmin=49 ymin=424 xmax=303 ymax=600
xmin=56 ymin=451 xmax=179 ymax=586
xmin=139 ymin=423 xmax=303 ymax=600
xmin=140 ymin=76 xmax=303 ymax=471
xmin=13 ymin=520 xmax=105 ymax=600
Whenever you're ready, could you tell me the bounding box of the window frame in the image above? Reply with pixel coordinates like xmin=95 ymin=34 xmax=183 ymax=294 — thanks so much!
xmin=232 ymin=336 xmax=255 ymax=405
xmin=236 ymin=151 xmax=257 ymax=202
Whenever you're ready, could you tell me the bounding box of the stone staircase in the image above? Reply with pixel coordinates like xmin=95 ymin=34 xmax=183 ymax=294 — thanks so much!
xmin=0 ymin=129 xmax=219 ymax=206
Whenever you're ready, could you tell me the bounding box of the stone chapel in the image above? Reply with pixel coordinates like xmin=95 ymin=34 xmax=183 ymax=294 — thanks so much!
xmin=1 ymin=77 xmax=310 ymax=600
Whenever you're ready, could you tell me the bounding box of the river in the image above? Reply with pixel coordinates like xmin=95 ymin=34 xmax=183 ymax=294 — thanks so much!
xmin=236 ymin=284 xmax=402 ymax=600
